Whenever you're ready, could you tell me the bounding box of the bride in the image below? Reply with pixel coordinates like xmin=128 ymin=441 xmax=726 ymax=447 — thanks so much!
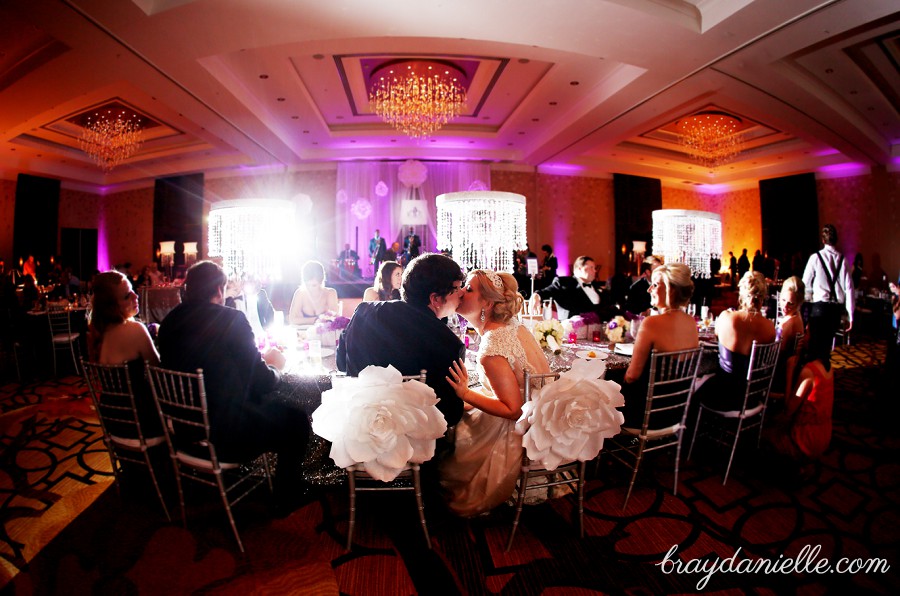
xmin=440 ymin=269 xmax=551 ymax=517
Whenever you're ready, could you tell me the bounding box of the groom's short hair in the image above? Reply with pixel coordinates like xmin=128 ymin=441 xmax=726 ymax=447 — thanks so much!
xmin=401 ymin=253 xmax=464 ymax=308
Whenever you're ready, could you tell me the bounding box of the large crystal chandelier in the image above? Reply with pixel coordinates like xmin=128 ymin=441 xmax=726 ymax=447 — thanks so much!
xmin=436 ymin=191 xmax=526 ymax=273
xmin=676 ymin=110 xmax=743 ymax=169
xmin=652 ymin=209 xmax=722 ymax=278
xmin=208 ymin=199 xmax=298 ymax=280
xmin=79 ymin=108 xmax=144 ymax=172
xmin=369 ymin=60 xmax=467 ymax=139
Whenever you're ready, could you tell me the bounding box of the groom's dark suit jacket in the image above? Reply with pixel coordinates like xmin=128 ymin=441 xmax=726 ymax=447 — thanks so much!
xmin=336 ymin=300 xmax=465 ymax=426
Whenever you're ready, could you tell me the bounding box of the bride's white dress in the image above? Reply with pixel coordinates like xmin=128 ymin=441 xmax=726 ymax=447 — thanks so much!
xmin=439 ymin=321 xmax=550 ymax=517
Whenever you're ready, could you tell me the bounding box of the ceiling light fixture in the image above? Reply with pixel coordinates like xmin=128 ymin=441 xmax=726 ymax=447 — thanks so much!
xmin=436 ymin=191 xmax=526 ymax=273
xmin=369 ymin=60 xmax=467 ymax=139
xmin=676 ymin=110 xmax=743 ymax=169
xmin=79 ymin=109 xmax=143 ymax=172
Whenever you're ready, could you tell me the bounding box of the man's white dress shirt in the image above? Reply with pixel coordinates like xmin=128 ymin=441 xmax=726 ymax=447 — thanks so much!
xmin=802 ymin=244 xmax=855 ymax=323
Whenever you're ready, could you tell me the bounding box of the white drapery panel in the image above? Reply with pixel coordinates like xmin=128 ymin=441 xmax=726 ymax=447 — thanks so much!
xmin=335 ymin=162 xmax=490 ymax=265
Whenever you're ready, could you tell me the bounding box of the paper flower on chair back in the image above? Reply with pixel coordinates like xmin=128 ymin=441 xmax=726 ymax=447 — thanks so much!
xmin=515 ymin=359 xmax=625 ymax=470
xmin=311 ymin=365 xmax=447 ymax=481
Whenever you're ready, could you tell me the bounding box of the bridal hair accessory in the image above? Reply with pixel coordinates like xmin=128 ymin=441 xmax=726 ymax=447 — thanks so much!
xmin=484 ymin=270 xmax=504 ymax=289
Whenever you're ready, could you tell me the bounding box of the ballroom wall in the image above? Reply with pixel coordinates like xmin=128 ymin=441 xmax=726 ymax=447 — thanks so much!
xmin=492 ymin=169 xmax=616 ymax=277
xmin=0 ymin=179 xmax=14 ymax=267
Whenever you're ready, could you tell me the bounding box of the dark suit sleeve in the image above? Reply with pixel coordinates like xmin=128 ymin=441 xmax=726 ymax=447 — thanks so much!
xmin=225 ymin=309 xmax=280 ymax=396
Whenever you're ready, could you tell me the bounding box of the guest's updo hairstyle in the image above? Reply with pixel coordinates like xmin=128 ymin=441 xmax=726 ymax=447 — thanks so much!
xmin=301 ymin=260 xmax=326 ymax=285
xmin=470 ymin=270 xmax=523 ymax=324
xmin=781 ymin=276 xmax=805 ymax=307
xmin=738 ymin=271 xmax=768 ymax=311
xmin=87 ymin=270 xmax=129 ymax=360
xmin=652 ymin=263 xmax=693 ymax=309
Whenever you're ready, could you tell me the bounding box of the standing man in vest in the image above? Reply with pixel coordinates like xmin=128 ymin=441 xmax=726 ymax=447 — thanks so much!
xmin=802 ymin=223 xmax=855 ymax=349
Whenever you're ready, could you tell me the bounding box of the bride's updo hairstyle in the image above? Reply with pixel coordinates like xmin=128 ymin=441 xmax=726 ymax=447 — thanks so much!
xmin=470 ymin=270 xmax=523 ymax=324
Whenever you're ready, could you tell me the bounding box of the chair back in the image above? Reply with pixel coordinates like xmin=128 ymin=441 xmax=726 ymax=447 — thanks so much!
xmin=792 ymin=332 xmax=805 ymax=354
xmin=145 ymin=365 xmax=217 ymax=462
xmin=523 ymin=370 xmax=561 ymax=405
xmin=47 ymin=309 xmax=75 ymax=339
xmin=741 ymin=340 xmax=781 ymax=413
xmin=83 ymin=360 xmax=155 ymax=442
xmin=640 ymin=347 xmax=704 ymax=433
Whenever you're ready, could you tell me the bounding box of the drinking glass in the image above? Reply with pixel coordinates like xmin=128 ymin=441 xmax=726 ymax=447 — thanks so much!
xmin=308 ymin=339 xmax=322 ymax=369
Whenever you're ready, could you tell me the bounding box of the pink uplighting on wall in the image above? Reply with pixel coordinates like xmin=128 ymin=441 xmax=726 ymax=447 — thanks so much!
xmin=695 ymin=184 xmax=730 ymax=195
xmin=817 ymin=162 xmax=868 ymax=177
xmin=539 ymin=163 xmax=587 ymax=176
xmin=96 ymin=208 xmax=110 ymax=272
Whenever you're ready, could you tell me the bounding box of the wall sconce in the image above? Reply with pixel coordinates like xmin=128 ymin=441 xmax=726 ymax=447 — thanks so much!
xmin=183 ymin=242 xmax=198 ymax=266
xmin=159 ymin=240 xmax=176 ymax=278
xmin=632 ymin=240 xmax=647 ymax=275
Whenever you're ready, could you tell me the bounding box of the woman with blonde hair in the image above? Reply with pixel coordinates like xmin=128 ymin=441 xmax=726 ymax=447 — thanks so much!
xmin=363 ymin=260 xmax=402 ymax=302
xmin=621 ymin=263 xmax=699 ymax=426
xmin=696 ymin=270 xmax=776 ymax=411
xmin=441 ymin=269 xmax=551 ymax=517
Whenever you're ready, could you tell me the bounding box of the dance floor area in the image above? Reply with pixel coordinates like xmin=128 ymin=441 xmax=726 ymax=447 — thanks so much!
xmin=1 ymin=337 xmax=898 ymax=594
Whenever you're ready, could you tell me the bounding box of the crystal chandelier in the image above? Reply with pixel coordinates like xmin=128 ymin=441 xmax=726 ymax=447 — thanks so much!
xmin=676 ymin=110 xmax=743 ymax=169
xmin=652 ymin=209 xmax=722 ymax=278
xmin=79 ymin=108 xmax=144 ymax=172
xmin=436 ymin=191 xmax=526 ymax=273
xmin=208 ymin=199 xmax=298 ymax=279
xmin=369 ymin=61 xmax=467 ymax=139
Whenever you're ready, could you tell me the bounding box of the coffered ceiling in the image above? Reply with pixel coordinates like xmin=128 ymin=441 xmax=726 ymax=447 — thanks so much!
xmin=0 ymin=0 xmax=897 ymax=193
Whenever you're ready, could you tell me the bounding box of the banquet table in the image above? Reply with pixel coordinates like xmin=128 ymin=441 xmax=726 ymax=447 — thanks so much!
xmin=139 ymin=286 xmax=182 ymax=324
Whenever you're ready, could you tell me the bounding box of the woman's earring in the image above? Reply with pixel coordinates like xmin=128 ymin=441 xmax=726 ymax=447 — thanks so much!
xmin=480 ymin=308 xmax=486 ymax=322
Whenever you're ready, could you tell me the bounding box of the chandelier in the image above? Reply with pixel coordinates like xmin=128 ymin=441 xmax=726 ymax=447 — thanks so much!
xmin=208 ymin=199 xmax=299 ymax=280
xmin=79 ymin=108 xmax=143 ymax=171
xmin=676 ymin=110 xmax=743 ymax=169
xmin=369 ymin=60 xmax=467 ymax=139
xmin=652 ymin=209 xmax=722 ymax=278
xmin=436 ymin=191 xmax=526 ymax=273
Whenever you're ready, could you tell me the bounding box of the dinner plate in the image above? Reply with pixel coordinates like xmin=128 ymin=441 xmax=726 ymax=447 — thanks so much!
xmin=614 ymin=343 xmax=635 ymax=356
xmin=575 ymin=350 xmax=609 ymax=361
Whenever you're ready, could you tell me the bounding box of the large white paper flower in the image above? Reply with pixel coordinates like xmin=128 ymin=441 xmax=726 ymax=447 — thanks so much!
xmin=516 ymin=359 xmax=624 ymax=470
xmin=311 ymin=365 xmax=447 ymax=481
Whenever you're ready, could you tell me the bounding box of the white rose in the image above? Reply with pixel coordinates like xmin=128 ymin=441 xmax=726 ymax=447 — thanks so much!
xmin=517 ymin=359 xmax=624 ymax=470
xmin=311 ymin=365 xmax=448 ymax=481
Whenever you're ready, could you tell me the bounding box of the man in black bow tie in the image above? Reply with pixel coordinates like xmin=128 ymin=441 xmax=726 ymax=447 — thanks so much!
xmin=531 ymin=255 xmax=618 ymax=320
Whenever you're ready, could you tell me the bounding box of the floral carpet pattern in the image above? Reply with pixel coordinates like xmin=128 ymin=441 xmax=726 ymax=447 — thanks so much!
xmin=1 ymin=338 xmax=898 ymax=594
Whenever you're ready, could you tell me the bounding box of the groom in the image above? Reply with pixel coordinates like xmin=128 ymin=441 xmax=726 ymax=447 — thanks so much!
xmin=336 ymin=253 xmax=466 ymax=427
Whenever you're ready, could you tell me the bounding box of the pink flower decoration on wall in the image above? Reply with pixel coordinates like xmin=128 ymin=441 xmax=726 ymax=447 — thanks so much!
xmin=468 ymin=179 xmax=488 ymax=191
xmin=375 ymin=180 xmax=389 ymax=197
xmin=398 ymin=159 xmax=427 ymax=188
xmin=351 ymin=198 xmax=373 ymax=220
xmin=336 ymin=189 xmax=348 ymax=204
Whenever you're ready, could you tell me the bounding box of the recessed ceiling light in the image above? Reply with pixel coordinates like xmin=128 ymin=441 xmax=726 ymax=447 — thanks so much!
xmin=259 ymin=74 xmax=269 ymax=79
xmin=291 ymin=116 xmax=299 ymax=119
xmin=277 ymin=97 xmax=285 ymax=102
xmin=350 ymin=140 xmax=356 ymax=143
xmin=508 ymin=143 xmax=513 ymax=146
xmin=518 ymin=58 xmax=530 ymax=64
xmin=867 ymin=106 xmax=875 ymax=111
xmin=549 ymin=101 xmax=557 ymax=106
xmin=469 ymin=140 xmax=475 ymax=144
xmin=570 ymin=81 xmax=579 ymax=86
xmin=430 ymin=139 xmax=437 ymax=142
xmin=518 ymin=131 xmax=525 ymax=135
xmin=336 ymin=115 xmax=344 ymax=119
xmin=482 ymin=116 xmax=490 ymax=120
xmin=313 ymin=54 xmax=325 ymax=60
xmin=532 ymin=118 xmax=539 ymax=122
xmin=312 ymin=141 xmax=318 ymax=145
xmin=825 ymin=68 xmax=834 ymax=74
xmin=849 ymin=90 xmax=857 ymax=95
xmin=303 ymin=130 xmax=310 ymax=134
xmin=390 ymin=139 xmax=397 ymax=143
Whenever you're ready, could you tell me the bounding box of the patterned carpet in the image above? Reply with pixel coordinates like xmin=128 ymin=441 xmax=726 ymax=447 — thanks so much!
xmin=1 ymin=337 xmax=898 ymax=594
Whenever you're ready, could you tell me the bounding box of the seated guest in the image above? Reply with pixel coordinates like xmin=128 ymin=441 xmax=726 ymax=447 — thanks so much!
xmin=87 ymin=271 xmax=162 ymax=436
xmin=440 ymin=269 xmax=551 ymax=516
xmin=288 ymin=260 xmax=340 ymax=325
xmin=227 ymin=274 xmax=275 ymax=342
xmin=624 ymin=255 xmax=663 ymax=315
xmin=530 ymin=255 xmax=617 ymax=320
xmin=363 ymin=260 xmax=402 ymax=302
xmin=336 ymin=253 xmax=466 ymax=427
xmin=695 ymin=271 xmax=777 ymax=411
xmin=621 ymin=263 xmax=699 ymax=427
xmin=773 ymin=276 xmax=805 ymax=393
xmin=158 ymin=261 xmax=309 ymax=509
xmin=768 ymin=322 xmax=834 ymax=467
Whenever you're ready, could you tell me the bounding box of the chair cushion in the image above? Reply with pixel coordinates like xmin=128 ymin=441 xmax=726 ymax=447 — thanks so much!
xmin=620 ymin=423 xmax=683 ymax=439
xmin=110 ymin=434 xmax=166 ymax=449
xmin=176 ymin=451 xmax=241 ymax=470
xmin=702 ymin=401 xmax=764 ymax=418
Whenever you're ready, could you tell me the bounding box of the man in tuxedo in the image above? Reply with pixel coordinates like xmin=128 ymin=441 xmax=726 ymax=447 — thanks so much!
xmin=336 ymin=253 xmax=466 ymax=427
xmin=403 ymin=226 xmax=421 ymax=260
xmin=531 ymin=255 xmax=617 ymax=320
xmin=226 ymin=275 xmax=275 ymax=341
xmin=158 ymin=261 xmax=309 ymax=510
xmin=624 ymin=255 xmax=662 ymax=315
xmin=368 ymin=229 xmax=387 ymax=273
